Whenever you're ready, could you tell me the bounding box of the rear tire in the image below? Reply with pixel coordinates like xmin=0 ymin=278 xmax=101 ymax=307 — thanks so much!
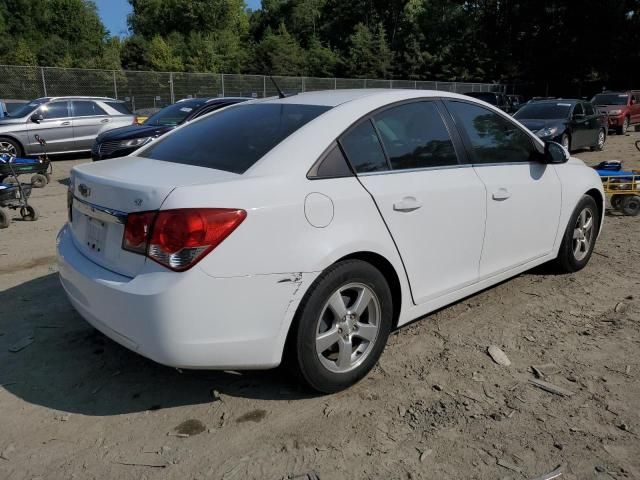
xmin=622 ymin=195 xmax=640 ymax=216
xmin=554 ymin=195 xmax=599 ymax=273
xmin=31 ymin=173 xmax=47 ymax=188
xmin=616 ymin=116 xmax=629 ymax=135
xmin=289 ymin=260 xmax=393 ymax=393
xmin=0 ymin=208 xmax=9 ymax=228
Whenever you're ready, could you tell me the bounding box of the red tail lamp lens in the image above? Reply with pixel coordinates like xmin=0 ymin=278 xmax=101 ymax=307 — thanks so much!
xmin=122 ymin=208 xmax=246 ymax=271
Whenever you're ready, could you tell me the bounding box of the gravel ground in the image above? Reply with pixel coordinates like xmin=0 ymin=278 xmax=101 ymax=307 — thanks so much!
xmin=1 ymin=132 xmax=639 ymax=480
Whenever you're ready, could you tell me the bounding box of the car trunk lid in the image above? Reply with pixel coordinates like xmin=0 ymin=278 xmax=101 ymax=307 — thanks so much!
xmin=69 ymin=156 xmax=240 ymax=277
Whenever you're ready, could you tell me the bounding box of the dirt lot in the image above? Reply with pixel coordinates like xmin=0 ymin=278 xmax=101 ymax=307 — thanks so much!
xmin=1 ymin=133 xmax=639 ymax=480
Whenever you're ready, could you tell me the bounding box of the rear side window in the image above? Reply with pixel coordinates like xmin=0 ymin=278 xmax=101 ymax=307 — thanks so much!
xmin=308 ymin=144 xmax=353 ymax=179
xmin=104 ymin=101 xmax=132 ymax=115
xmin=40 ymin=102 xmax=70 ymax=119
xmin=140 ymin=103 xmax=330 ymax=174
xmin=339 ymin=120 xmax=388 ymax=173
xmin=73 ymin=101 xmax=107 ymax=117
xmin=446 ymin=100 xmax=536 ymax=164
xmin=373 ymin=102 xmax=458 ymax=170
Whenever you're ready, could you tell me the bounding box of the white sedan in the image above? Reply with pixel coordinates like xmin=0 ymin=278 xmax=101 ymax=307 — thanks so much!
xmin=57 ymin=89 xmax=604 ymax=393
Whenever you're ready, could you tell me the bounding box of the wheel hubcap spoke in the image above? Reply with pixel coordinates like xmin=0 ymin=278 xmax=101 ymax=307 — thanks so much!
xmin=316 ymin=327 xmax=340 ymax=353
xmin=327 ymin=291 xmax=348 ymax=319
xmin=336 ymin=338 xmax=353 ymax=369
xmin=354 ymin=322 xmax=377 ymax=342
xmin=352 ymin=287 xmax=372 ymax=316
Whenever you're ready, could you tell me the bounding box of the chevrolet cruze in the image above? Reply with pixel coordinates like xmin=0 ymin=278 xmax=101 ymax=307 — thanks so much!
xmin=57 ymin=90 xmax=604 ymax=393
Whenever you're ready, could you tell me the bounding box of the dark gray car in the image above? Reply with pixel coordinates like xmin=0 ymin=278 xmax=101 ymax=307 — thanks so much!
xmin=0 ymin=96 xmax=135 ymax=157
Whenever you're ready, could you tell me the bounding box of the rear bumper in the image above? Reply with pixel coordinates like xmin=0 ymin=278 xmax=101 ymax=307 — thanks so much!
xmin=56 ymin=224 xmax=316 ymax=369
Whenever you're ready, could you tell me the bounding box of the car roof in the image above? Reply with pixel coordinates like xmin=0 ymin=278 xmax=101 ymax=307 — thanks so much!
xmin=530 ymin=99 xmax=580 ymax=105
xmin=35 ymin=96 xmax=122 ymax=102
xmin=258 ymin=89 xmax=475 ymax=107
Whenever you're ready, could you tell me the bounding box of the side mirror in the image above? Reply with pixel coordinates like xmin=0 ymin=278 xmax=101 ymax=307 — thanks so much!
xmin=31 ymin=112 xmax=44 ymax=123
xmin=544 ymin=141 xmax=570 ymax=164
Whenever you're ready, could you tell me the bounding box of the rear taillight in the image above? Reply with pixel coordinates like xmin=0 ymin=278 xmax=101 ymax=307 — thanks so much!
xmin=122 ymin=208 xmax=246 ymax=271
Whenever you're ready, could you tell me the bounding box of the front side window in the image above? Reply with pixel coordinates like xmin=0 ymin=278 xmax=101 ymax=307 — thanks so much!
xmin=583 ymin=103 xmax=595 ymax=116
xmin=40 ymin=102 xmax=70 ymax=119
xmin=447 ymin=100 xmax=536 ymax=164
xmin=373 ymin=102 xmax=458 ymax=170
xmin=573 ymin=103 xmax=584 ymax=116
xmin=72 ymin=101 xmax=107 ymax=117
xmin=339 ymin=120 xmax=388 ymax=173
xmin=140 ymin=103 xmax=330 ymax=174
xmin=146 ymin=101 xmax=207 ymax=126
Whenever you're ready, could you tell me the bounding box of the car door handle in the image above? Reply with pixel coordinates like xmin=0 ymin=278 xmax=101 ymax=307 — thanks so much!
xmin=60 ymin=121 xmax=71 ymax=126
xmin=393 ymin=197 xmax=422 ymax=212
xmin=492 ymin=188 xmax=511 ymax=201
xmin=100 ymin=118 xmax=111 ymax=123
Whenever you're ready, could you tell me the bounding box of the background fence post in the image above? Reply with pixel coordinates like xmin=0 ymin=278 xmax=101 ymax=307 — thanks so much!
xmin=435 ymin=81 xmax=439 ymax=91
xmin=263 ymin=76 xmax=266 ymax=97
xmin=221 ymin=73 xmax=225 ymax=96
xmin=169 ymin=72 xmax=175 ymax=103
xmin=334 ymin=78 xmax=337 ymax=89
xmin=112 ymin=70 xmax=118 ymax=99
xmin=40 ymin=67 xmax=47 ymax=97
xmin=414 ymin=80 xmax=417 ymax=89
xmin=301 ymin=77 xmax=305 ymax=93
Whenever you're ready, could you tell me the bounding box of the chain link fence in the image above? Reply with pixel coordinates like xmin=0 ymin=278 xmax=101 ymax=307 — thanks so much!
xmin=0 ymin=64 xmax=506 ymax=112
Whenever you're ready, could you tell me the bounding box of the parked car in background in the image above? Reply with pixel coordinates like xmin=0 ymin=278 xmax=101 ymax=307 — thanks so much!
xmin=0 ymin=96 xmax=134 ymax=158
xmin=1 ymin=99 xmax=29 ymax=117
xmin=132 ymin=107 xmax=161 ymax=125
xmin=58 ymin=89 xmax=604 ymax=393
xmin=591 ymin=90 xmax=640 ymax=134
xmin=464 ymin=91 xmax=514 ymax=113
xmin=92 ymin=97 xmax=249 ymax=161
xmin=514 ymin=99 xmax=607 ymax=152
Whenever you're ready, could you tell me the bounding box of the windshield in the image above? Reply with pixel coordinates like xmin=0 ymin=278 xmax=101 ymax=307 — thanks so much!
xmin=7 ymin=99 xmax=46 ymax=118
xmin=140 ymin=103 xmax=331 ymax=174
xmin=145 ymin=100 xmax=207 ymax=126
xmin=514 ymin=103 xmax=572 ymax=120
xmin=591 ymin=93 xmax=629 ymax=106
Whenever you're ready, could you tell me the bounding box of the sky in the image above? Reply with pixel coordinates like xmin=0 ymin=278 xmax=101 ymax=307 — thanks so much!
xmin=95 ymin=0 xmax=262 ymax=36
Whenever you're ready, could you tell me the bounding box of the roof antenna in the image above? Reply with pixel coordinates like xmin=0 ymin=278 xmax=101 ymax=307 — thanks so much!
xmin=270 ymin=75 xmax=286 ymax=99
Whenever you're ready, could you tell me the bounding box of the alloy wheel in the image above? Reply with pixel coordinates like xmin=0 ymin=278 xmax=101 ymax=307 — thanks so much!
xmin=0 ymin=141 xmax=17 ymax=158
xmin=572 ymin=207 xmax=594 ymax=261
xmin=315 ymin=283 xmax=381 ymax=373
xmin=597 ymin=130 xmax=605 ymax=148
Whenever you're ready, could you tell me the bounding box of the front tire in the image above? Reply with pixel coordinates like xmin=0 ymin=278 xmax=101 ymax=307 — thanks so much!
xmin=591 ymin=128 xmax=606 ymax=151
xmin=31 ymin=173 xmax=47 ymax=188
xmin=20 ymin=205 xmax=38 ymax=221
xmin=554 ymin=195 xmax=599 ymax=272
xmin=0 ymin=208 xmax=9 ymax=228
xmin=290 ymin=260 xmax=393 ymax=393
xmin=0 ymin=137 xmax=23 ymax=158
xmin=561 ymin=134 xmax=571 ymax=152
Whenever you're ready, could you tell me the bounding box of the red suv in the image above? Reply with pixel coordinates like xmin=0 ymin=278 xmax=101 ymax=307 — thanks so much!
xmin=592 ymin=90 xmax=640 ymax=134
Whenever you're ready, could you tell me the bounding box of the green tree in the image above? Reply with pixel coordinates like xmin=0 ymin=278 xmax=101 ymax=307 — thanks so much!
xmin=345 ymin=23 xmax=392 ymax=78
xmin=251 ymin=24 xmax=306 ymax=75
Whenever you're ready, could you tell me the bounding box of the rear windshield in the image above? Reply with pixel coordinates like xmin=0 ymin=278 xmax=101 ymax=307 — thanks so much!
xmin=591 ymin=93 xmax=629 ymax=106
xmin=145 ymin=100 xmax=207 ymax=126
xmin=139 ymin=103 xmax=331 ymax=174
xmin=104 ymin=101 xmax=132 ymax=115
xmin=514 ymin=103 xmax=572 ymax=120
xmin=465 ymin=92 xmax=498 ymax=104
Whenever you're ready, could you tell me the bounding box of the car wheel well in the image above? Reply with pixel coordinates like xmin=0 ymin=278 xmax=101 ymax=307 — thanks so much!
xmin=337 ymin=252 xmax=402 ymax=329
xmin=585 ymin=188 xmax=604 ymax=225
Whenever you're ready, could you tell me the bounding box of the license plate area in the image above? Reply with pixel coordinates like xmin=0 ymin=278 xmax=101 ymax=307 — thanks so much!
xmin=85 ymin=217 xmax=107 ymax=254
